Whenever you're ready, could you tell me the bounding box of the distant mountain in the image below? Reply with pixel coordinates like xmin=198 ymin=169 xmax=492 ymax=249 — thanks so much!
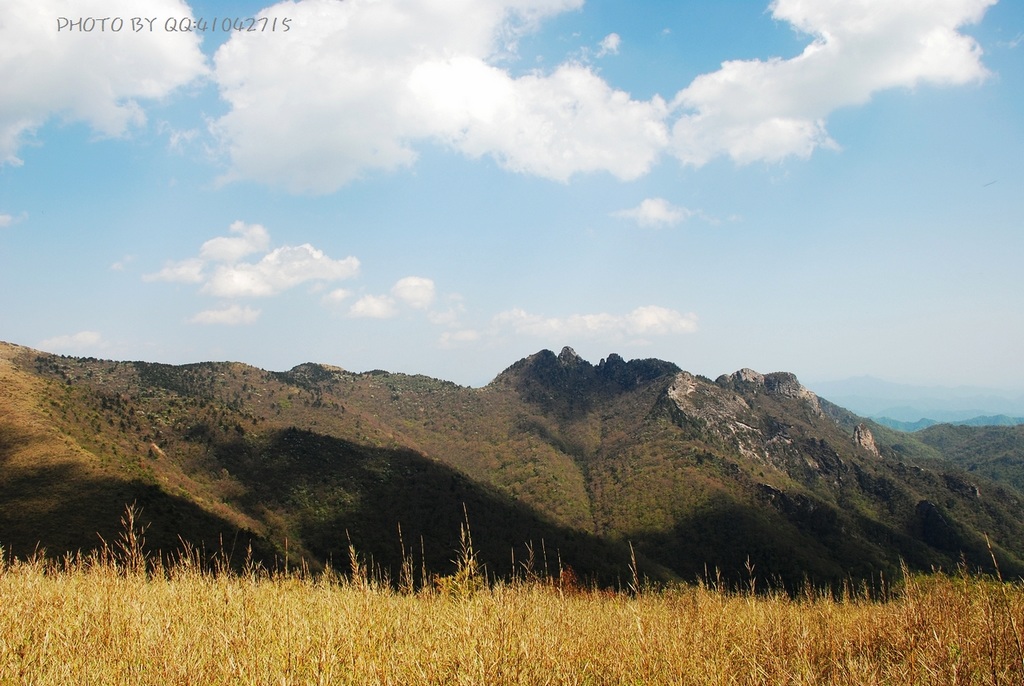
xmin=872 ymin=415 xmax=1024 ymax=432
xmin=872 ymin=417 xmax=942 ymax=432
xmin=809 ymin=376 xmax=1024 ymax=423
xmin=4 ymin=341 xmax=1024 ymax=589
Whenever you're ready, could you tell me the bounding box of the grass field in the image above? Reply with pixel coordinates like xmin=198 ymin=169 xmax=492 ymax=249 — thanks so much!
xmin=3 ymin=521 xmax=1024 ymax=686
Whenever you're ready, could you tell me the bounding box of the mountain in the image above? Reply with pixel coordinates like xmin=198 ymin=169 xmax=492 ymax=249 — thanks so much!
xmin=3 ymin=341 xmax=1024 ymax=589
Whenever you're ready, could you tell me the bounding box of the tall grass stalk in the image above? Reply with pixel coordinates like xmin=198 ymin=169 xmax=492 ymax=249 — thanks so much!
xmin=3 ymin=507 xmax=1024 ymax=685
xmin=2 ymin=550 xmax=1024 ymax=684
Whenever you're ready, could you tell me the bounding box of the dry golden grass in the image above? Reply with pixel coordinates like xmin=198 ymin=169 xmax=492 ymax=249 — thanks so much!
xmin=3 ymin=532 xmax=1024 ymax=686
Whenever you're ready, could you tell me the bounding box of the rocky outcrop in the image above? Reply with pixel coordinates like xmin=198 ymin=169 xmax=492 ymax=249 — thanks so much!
xmin=491 ymin=348 xmax=680 ymax=417
xmin=557 ymin=346 xmax=584 ymax=366
xmin=717 ymin=368 xmax=822 ymax=415
xmin=853 ymin=423 xmax=880 ymax=457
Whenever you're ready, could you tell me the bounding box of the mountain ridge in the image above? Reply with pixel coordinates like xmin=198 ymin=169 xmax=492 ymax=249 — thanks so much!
xmin=4 ymin=340 xmax=1024 ymax=588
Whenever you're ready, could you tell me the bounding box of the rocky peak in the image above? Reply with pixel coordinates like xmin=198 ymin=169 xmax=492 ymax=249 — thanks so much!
xmin=597 ymin=353 xmax=625 ymax=371
xmin=763 ymin=372 xmax=802 ymax=398
xmin=733 ymin=368 xmax=765 ymax=386
xmin=716 ymin=368 xmax=822 ymax=415
xmin=853 ymin=423 xmax=880 ymax=457
xmin=557 ymin=346 xmax=583 ymax=366
xmin=491 ymin=348 xmax=680 ymax=416
xmin=666 ymin=371 xmax=698 ymax=402
xmin=282 ymin=362 xmax=347 ymax=389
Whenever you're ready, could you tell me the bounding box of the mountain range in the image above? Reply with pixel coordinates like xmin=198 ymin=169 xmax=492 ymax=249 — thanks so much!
xmin=3 ymin=341 xmax=1024 ymax=589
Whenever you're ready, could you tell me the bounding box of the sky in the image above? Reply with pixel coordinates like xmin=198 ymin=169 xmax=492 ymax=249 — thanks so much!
xmin=1 ymin=0 xmax=1022 ymax=391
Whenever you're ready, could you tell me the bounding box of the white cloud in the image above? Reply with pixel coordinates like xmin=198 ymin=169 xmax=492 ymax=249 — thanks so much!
xmin=203 ymin=245 xmax=359 ymax=298
xmin=350 ymin=294 xmax=399 ymax=319
xmin=625 ymin=305 xmax=699 ymax=335
xmin=38 ymin=330 xmax=105 ymax=353
xmin=210 ymin=0 xmax=668 ymax=192
xmin=8 ymin=0 xmax=990 ymax=186
xmin=0 ymin=0 xmax=208 ymax=166
xmin=391 ymin=276 xmax=436 ymax=309
xmin=614 ymin=198 xmax=692 ymax=228
xmin=410 ymin=59 xmax=668 ymax=182
xmin=199 ymin=221 xmax=270 ymax=262
xmin=189 ymin=305 xmax=261 ymax=326
xmin=143 ymin=258 xmax=205 ymax=284
xmin=493 ymin=306 xmax=697 ymax=339
xmin=670 ymin=0 xmax=995 ymax=166
xmin=597 ymin=33 xmax=621 ymax=57
xmin=321 ymin=288 xmax=353 ymax=305
xmin=206 ymin=0 xmax=995 ymax=190
xmin=144 ymin=221 xmax=360 ymax=326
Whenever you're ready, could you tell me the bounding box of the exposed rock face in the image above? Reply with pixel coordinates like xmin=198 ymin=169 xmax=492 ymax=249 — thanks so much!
xmin=764 ymin=372 xmax=823 ymax=415
xmin=666 ymin=371 xmax=699 ymax=401
xmin=853 ymin=423 xmax=880 ymax=457
xmin=666 ymin=371 xmax=765 ymax=462
xmin=557 ymin=346 xmax=583 ymax=366
xmin=943 ymin=473 xmax=981 ymax=499
xmin=764 ymin=372 xmax=803 ymax=398
xmin=717 ymin=368 xmax=822 ymax=415
xmin=731 ymin=368 xmax=765 ymax=386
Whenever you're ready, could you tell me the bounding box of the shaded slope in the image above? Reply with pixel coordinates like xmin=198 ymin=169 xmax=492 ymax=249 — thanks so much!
xmin=0 ymin=343 xmax=642 ymax=583
xmin=0 ymin=344 xmax=270 ymax=565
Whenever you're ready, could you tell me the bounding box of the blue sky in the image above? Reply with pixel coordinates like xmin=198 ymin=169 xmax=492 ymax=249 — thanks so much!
xmin=1 ymin=0 xmax=1022 ymax=390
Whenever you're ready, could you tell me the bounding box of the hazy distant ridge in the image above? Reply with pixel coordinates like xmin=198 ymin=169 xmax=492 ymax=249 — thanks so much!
xmin=872 ymin=415 xmax=1024 ymax=432
xmin=809 ymin=376 xmax=1024 ymax=424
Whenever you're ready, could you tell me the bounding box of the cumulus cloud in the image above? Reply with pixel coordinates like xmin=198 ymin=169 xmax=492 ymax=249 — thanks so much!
xmin=625 ymin=305 xmax=699 ymax=335
xmin=189 ymin=305 xmax=261 ymax=326
xmin=143 ymin=258 xmax=205 ymax=284
xmin=7 ymin=0 xmax=994 ymax=185
xmin=613 ymin=198 xmax=693 ymax=228
xmin=38 ymin=330 xmax=105 ymax=353
xmin=349 ymin=294 xmax=399 ymax=319
xmin=349 ymin=276 xmax=443 ymax=319
xmin=493 ymin=306 xmax=697 ymax=339
xmin=321 ymin=288 xmax=352 ymax=306
xmin=203 ymin=245 xmax=360 ymax=298
xmin=670 ymin=0 xmax=995 ymax=166
xmin=0 ymin=0 xmax=208 ymax=166
xmin=410 ymin=59 xmax=668 ymax=182
xmin=210 ymin=0 xmax=666 ymax=192
xmin=206 ymin=0 xmax=995 ymax=190
xmin=143 ymin=221 xmax=360 ymax=323
xmin=391 ymin=276 xmax=436 ymax=309
xmin=199 ymin=221 xmax=270 ymax=262
xmin=597 ymin=33 xmax=621 ymax=57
